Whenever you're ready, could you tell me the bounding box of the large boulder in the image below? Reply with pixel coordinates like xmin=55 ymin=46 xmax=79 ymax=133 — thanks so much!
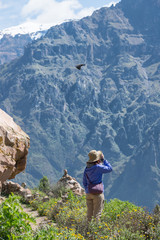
xmin=0 ymin=109 xmax=30 ymax=192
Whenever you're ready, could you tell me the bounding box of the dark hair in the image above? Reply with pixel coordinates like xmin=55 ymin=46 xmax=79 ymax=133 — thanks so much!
xmin=94 ymin=161 xmax=99 ymax=165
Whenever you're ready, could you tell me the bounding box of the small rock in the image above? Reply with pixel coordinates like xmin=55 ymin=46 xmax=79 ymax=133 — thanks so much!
xmin=48 ymin=191 xmax=54 ymax=197
xmin=21 ymin=182 xmax=26 ymax=188
xmin=42 ymin=196 xmax=49 ymax=202
xmin=33 ymin=192 xmax=40 ymax=199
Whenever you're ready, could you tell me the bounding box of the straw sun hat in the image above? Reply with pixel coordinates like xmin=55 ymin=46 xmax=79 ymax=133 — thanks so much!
xmin=87 ymin=150 xmax=101 ymax=163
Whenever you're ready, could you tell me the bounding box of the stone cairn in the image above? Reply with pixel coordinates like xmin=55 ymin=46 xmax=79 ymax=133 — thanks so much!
xmin=57 ymin=169 xmax=85 ymax=196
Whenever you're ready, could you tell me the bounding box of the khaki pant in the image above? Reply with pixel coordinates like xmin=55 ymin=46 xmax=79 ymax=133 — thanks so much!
xmin=86 ymin=193 xmax=104 ymax=222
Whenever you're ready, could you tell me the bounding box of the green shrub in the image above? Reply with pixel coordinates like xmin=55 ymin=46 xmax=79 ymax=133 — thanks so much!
xmin=9 ymin=189 xmax=160 ymax=240
xmin=29 ymin=190 xmax=46 ymax=211
xmin=54 ymin=193 xmax=87 ymax=228
xmin=102 ymin=198 xmax=141 ymax=222
xmin=86 ymin=199 xmax=160 ymax=240
xmin=38 ymin=176 xmax=50 ymax=193
xmin=50 ymin=182 xmax=68 ymax=198
xmin=33 ymin=225 xmax=85 ymax=240
xmin=37 ymin=198 xmax=59 ymax=219
xmin=0 ymin=194 xmax=35 ymax=240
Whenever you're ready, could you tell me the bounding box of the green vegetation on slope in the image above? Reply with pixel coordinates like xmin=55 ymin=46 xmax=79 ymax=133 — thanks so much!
xmin=1 ymin=192 xmax=160 ymax=240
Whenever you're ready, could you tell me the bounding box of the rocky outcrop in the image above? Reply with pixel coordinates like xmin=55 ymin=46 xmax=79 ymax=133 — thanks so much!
xmin=0 ymin=109 xmax=30 ymax=192
xmin=2 ymin=181 xmax=33 ymax=202
xmin=57 ymin=170 xmax=85 ymax=196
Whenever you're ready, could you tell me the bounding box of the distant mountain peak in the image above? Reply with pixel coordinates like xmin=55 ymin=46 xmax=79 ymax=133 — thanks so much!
xmin=0 ymin=22 xmax=52 ymax=40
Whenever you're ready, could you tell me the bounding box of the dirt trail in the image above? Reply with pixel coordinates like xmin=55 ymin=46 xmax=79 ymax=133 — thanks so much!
xmin=22 ymin=204 xmax=54 ymax=231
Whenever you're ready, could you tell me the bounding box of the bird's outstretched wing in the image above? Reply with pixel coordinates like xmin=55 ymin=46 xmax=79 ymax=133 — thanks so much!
xmin=75 ymin=64 xmax=85 ymax=70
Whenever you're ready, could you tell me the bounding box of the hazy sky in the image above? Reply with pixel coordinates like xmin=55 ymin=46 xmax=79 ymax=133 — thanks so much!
xmin=0 ymin=0 xmax=120 ymax=30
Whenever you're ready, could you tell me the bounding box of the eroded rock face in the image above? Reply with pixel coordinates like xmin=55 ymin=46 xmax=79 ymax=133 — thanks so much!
xmin=0 ymin=109 xmax=30 ymax=192
xmin=57 ymin=169 xmax=85 ymax=196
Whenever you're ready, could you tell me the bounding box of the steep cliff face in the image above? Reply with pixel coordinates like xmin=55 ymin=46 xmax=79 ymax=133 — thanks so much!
xmin=119 ymin=0 xmax=160 ymax=34
xmin=0 ymin=109 xmax=30 ymax=192
xmin=0 ymin=0 xmax=160 ymax=209
xmin=0 ymin=25 xmax=48 ymax=65
xmin=0 ymin=34 xmax=32 ymax=65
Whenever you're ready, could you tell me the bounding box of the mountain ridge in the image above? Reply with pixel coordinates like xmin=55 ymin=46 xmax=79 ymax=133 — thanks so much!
xmin=0 ymin=22 xmax=52 ymax=40
xmin=0 ymin=0 xmax=160 ymax=210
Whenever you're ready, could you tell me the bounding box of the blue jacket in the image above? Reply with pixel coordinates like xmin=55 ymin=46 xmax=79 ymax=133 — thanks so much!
xmin=83 ymin=160 xmax=112 ymax=193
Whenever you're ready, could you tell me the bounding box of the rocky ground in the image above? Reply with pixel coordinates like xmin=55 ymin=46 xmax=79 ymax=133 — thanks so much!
xmin=21 ymin=204 xmax=53 ymax=231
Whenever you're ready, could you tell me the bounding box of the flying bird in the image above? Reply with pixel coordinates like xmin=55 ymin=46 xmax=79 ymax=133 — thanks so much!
xmin=75 ymin=64 xmax=86 ymax=70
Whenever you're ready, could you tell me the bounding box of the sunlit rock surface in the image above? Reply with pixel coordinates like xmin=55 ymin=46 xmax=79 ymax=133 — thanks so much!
xmin=0 ymin=109 xmax=30 ymax=191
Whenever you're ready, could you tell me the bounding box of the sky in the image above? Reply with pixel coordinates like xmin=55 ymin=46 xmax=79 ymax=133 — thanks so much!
xmin=0 ymin=0 xmax=120 ymax=30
